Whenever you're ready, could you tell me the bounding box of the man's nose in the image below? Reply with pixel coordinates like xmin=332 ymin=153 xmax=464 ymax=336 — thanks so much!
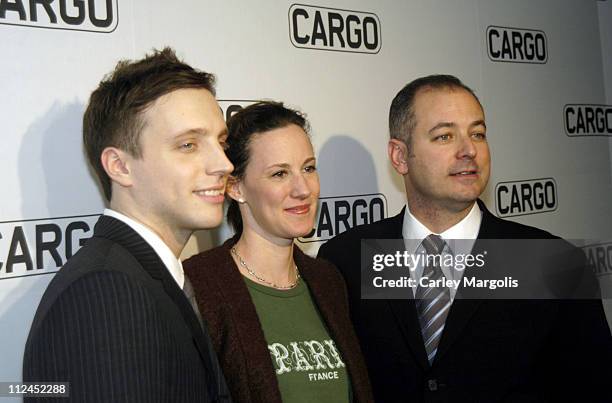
xmin=457 ymin=135 xmax=477 ymax=159
xmin=206 ymin=144 xmax=234 ymax=176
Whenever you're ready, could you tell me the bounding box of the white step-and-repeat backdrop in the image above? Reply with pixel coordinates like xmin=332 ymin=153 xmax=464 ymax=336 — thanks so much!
xmin=1 ymin=0 xmax=611 ymax=391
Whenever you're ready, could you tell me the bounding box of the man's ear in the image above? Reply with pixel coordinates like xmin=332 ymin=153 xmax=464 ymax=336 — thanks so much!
xmin=226 ymin=176 xmax=246 ymax=204
xmin=388 ymin=139 xmax=409 ymax=175
xmin=100 ymin=147 xmax=133 ymax=188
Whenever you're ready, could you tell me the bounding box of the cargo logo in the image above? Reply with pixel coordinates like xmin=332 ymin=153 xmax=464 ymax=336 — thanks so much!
xmin=298 ymin=193 xmax=387 ymax=243
xmin=486 ymin=26 xmax=547 ymax=64
xmin=289 ymin=4 xmax=381 ymax=54
xmin=564 ymin=104 xmax=612 ymax=137
xmin=218 ymin=100 xmax=258 ymax=122
xmin=0 ymin=214 xmax=98 ymax=279
xmin=582 ymin=242 xmax=612 ymax=278
xmin=495 ymin=178 xmax=557 ymax=217
xmin=0 ymin=0 xmax=118 ymax=33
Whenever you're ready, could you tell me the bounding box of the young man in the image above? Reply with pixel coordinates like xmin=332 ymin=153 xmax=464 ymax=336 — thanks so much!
xmin=318 ymin=75 xmax=612 ymax=402
xmin=23 ymin=48 xmax=234 ymax=402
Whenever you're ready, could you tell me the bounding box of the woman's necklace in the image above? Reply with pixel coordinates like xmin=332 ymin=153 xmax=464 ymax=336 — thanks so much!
xmin=230 ymin=246 xmax=300 ymax=290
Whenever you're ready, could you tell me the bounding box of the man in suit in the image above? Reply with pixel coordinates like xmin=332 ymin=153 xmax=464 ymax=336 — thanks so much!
xmin=23 ymin=48 xmax=234 ymax=402
xmin=318 ymin=74 xmax=612 ymax=402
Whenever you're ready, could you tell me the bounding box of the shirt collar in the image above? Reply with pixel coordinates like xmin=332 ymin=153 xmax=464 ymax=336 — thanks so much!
xmin=402 ymin=202 xmax=482 ymax=243
xmin=104 ymin=209 xmax=185 ymax=288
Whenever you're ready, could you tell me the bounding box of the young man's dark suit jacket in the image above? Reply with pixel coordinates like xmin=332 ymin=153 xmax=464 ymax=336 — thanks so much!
xmin=318 ymin=200 xmax=612 ymax=402
xmin=23 ymin=215 xmax=231 ymax=403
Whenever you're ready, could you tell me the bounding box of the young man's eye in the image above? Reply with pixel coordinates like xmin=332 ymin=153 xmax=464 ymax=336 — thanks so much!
xmin=218 ymin=135 xmax=229 ymax=150
xmin=472 ymin=132 xmax=487 ymax=140
xmin=435 ymin=134 xmax=451 ymax=141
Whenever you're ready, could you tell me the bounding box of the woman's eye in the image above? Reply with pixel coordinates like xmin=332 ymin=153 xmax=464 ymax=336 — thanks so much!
xmin=180 ymin=142 xmax=196 ymax=151
xmin=304 ymin=165 xmax=317 ymax=173
xmin=272 ymin=170 xmax=287 ymax=178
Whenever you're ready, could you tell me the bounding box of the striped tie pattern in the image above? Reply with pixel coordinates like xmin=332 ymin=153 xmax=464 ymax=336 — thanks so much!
xmin=416 ymin=234 xmax=450 ymax=364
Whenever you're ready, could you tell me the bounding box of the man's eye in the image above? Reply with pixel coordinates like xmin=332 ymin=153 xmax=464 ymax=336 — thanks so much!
xmin=435 ymin=134 xmax=450 ymax=141
xmin=472 ymin=132 xmax=487 ymax=140
xmin=180 ymin=142 xmax=196 ymax=151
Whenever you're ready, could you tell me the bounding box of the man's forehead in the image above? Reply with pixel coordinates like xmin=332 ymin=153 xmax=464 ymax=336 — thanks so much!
xmin=143 ymin=88 xmax=220 ymax=123
xmin=414 ymin=86 xmax=484 ymax=116
xmin=137 ymin=88 xmax=225 ymax=145
xmin=147 ymin=87 xmax=215 ymax=110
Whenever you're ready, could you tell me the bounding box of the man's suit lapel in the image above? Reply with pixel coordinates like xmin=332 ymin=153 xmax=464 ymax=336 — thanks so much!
xmin=388 ymin=300 xmax=431 ymax=369
xmin=375 ymin=208 xmax=431 ymax=369
xmin=435 ymin=200 xmax=497 ymax=363
xmin=93 ymin=216 xmax=216 ymax=373
xmin=434 ymin=266 xmax=484 ymax=362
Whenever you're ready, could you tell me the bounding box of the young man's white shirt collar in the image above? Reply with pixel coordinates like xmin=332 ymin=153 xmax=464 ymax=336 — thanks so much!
xmin=402 ymin=202 xmax=482 ymax=300
xmin=104 ymin=209 xmax=185 ymax=289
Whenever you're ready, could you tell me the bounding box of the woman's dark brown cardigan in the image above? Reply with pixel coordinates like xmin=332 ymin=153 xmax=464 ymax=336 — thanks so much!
xmin=183 ymin=238 xmax=374 ymax=403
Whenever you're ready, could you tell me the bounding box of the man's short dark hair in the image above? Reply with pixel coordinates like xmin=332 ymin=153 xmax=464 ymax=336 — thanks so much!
xmin=225 ymin=101 xmax=310 ymax=235
xmin=83 ymin=47 xmax=216 ymax=201
xmin=389 ymin=74 xmax=482 ymax=148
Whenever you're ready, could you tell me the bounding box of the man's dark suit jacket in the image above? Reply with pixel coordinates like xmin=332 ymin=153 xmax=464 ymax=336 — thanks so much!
xmin=318 ymin=200 xmax=612 ymax=402
xmin=23 ymin=215 xmax=231 ymax=403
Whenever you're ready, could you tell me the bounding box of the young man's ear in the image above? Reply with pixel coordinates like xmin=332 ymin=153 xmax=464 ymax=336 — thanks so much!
xmin=388 ymin=139 xmax=409 ymax=175
xmin=100 ymin=147 xmax=133 ymax=188
xmin=226 ymin=176 xmax=246 ymax=204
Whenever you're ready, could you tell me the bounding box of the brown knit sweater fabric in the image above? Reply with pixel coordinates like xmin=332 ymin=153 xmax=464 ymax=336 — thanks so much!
xmin=183 ymin=238 xmax=374 ymax=403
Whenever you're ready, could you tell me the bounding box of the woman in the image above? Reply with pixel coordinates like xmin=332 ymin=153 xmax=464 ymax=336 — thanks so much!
xmin=183 ymin=101 xmax=373 ymax=403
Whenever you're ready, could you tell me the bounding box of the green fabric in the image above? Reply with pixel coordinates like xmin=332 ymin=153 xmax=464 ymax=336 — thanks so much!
xmin=245 ymin=276 xmax=350 ymax=403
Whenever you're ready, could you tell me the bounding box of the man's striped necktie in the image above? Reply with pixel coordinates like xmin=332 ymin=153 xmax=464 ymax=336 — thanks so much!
xmin=416 ymin=234 xmax=451 ymax=365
